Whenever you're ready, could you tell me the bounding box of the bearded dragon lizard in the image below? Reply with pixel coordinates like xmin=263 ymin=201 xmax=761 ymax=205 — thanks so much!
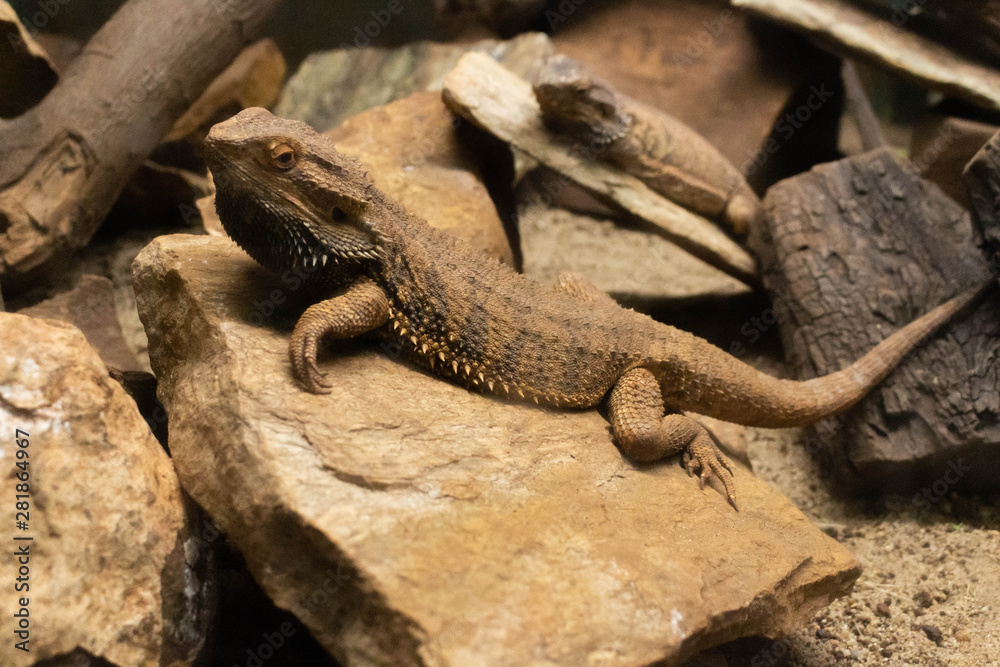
xmin=204 ymin=107 xmax=991 ymax=510
xmin=532 ymin=54 xmax=761 ymax=237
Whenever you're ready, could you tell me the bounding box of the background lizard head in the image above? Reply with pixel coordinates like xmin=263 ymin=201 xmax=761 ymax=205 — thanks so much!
xmin=204 ymin=107 xmax=383 ymax=278
xmin=532 ymin=54 xmax=629 ymax=148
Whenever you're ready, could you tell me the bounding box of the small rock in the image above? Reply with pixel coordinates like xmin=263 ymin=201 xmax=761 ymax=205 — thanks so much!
xmin=954 ymin=628 xmax=972 ymax=642
xmin=915 ymin=590 xmax=935 ymax=609
xmin=816 ymin=627 xmax=839 ymax=640
xmin=875 ymin=602 xmax=892 ymax=618
xmin=0 ymin=314 xmax=215 ymax=665
xmin=19 ymin=274 xmax=142 ymax=371
xmin=915 ymin=623 xmax=945 ymax=646
xmin=133 ymin=233 xmax=864 ymax=667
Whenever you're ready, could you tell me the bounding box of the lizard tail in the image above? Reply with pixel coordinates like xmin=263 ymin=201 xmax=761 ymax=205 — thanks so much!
xmin=664 ymin=279 xmax=995 ymax=428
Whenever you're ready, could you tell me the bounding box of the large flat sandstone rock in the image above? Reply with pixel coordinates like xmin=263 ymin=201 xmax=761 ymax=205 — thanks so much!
xmin=0 ymin=313 xmax=213 ymax=666
xmin=133 ymin=234 xmax=861 ymax=666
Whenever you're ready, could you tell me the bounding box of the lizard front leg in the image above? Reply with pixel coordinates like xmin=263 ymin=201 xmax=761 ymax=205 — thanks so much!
xmin=289 ymin=277 xmax=390 ymax=394
xmin=608 ymin=366 xmax=737 ymax=509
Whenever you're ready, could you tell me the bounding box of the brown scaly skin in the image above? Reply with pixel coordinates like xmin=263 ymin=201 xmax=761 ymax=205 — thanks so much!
xmin=204 ymin=107 xmax=993 ymax=510
xmin=532 ymin=54 xmax=761 ymax=237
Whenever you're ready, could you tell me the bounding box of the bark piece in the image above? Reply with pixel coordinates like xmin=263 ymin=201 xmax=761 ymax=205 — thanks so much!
xmin=734 ymin=0 xmax=1000 ymax=111
xmin=133 ymin=233 xmax=860 ymax=667
xmin=0 ymin=314 xmax=215 ymax=665
xmin=20 ymin=273 xmax=142 ymax=371
xmin=324 ymin=91 xmax=513 ymax=264
xmin=0 ymin=0 xmax=284 ymax=290
xmin=753 ymin=148 xmax=1000 ymax=493
xmin=912 ymin=112 xmax=999 ymax=207
xmin=963 ymin=128 xmax=1000 ymax=261
xmin=274 ymin=31 xmax=553 ymax=133
xmin=517 ymin=173 xmax=749 ymax=304
xmin=443 ymin=52 xmax=758 ymax=285
xmin=550 ymin=0 xmax=807 ymax=173
xmin=0 ymin=1 xmax=58 ymax=118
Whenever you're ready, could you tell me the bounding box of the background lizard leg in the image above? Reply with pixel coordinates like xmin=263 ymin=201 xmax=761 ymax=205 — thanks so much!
xmin=289 ymin=277 xmax=390 ymax=394
xmin=608 ymin=366 xmax=737 ymax=508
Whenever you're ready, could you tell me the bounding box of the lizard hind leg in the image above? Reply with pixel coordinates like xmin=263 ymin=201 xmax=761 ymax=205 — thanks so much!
xmin=608 ymin=366 xmax=737 ymax=510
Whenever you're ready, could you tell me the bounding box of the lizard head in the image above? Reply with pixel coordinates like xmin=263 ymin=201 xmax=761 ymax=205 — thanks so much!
xmin=204 ymin=107 xmax=383 ymax=278
xmin=532 ymin=54 xmax=629 ymax=147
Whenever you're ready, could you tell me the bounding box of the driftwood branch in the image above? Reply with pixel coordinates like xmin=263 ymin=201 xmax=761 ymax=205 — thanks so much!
xmin=0 ymin=0 xmax=284 ymax=290
xmin=442 ymin=52 xmax=758 ymax=286
xmin=734 ymin=0 xmax=1000 ymax=112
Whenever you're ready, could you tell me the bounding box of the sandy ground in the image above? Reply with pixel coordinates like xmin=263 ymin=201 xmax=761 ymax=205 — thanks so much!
xmin=689 ymin=351 xmax=1000 ymax=667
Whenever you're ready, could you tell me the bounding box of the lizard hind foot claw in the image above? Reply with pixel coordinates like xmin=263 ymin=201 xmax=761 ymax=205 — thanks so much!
xmin=682 ymin=433 xmax=738 ymax=511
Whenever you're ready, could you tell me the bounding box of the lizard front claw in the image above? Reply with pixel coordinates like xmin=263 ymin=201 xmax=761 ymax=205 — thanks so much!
xmin=289 ymin=328 xmax=333 ymax=394
xmin=682 ymin=432 xmax=737 ymax=511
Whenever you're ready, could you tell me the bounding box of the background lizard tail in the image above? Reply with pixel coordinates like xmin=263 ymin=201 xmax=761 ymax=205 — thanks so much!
xmin=659 ymin=279 xmax=996 ymax=428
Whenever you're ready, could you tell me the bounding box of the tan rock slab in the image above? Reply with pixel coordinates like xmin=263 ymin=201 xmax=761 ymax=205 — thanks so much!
xmin=133 ymin=233 xmax=861 ymax=667
xmin=0 ymin=314 xmax=214 ymax=666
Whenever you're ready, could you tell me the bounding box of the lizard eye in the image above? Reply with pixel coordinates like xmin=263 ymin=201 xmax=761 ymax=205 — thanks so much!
xmin=270 ymin=143 xmax=297 ymax=170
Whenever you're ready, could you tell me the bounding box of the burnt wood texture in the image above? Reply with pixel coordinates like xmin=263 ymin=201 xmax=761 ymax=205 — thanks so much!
xmin=754 ymin=148 xmax=1000 ymax=493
